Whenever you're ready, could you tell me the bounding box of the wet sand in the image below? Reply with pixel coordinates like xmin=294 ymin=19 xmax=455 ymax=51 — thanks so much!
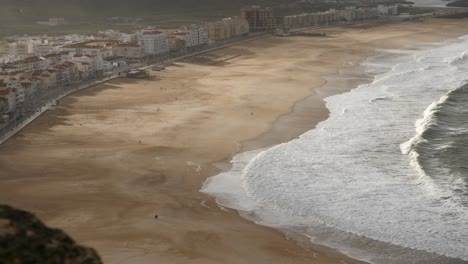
xmin=1 ymin=18 xmax=468 ymax=264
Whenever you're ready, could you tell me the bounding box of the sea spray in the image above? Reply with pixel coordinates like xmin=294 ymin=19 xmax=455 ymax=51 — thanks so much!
xmin=202 ymin=35 xmax=468 ymax=263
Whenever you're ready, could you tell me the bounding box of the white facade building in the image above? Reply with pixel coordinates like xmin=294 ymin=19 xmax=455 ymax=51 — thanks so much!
xmin=72 ymin=54 xmax=104 ymax=73
xmin=378 ymin=5 xmax=399 ymax=16
xmin=14 ymin=86 xmax=26 ymax=108
xmin=175 ymin=27 xmax=209 ymax=47
xmin=0 ymin=88 xmax=17 ymax=114
xmin=142 ymin=31 xmax=169 ymax=55
xmin=112 ymin=43 xmax=145 ymax=60
xmin=62 ymin=40 xmax=120 ymax=58
xmin=33 ymin=44 xmax=62 ymax=56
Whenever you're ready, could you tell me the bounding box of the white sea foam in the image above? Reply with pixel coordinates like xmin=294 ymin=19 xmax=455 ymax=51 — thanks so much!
xmin=201 ymin=35 xmax=468 ymax=263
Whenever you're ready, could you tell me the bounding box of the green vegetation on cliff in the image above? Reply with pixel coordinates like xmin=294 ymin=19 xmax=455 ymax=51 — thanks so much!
xmin=0 ymin=205 xmax=102 ymax=264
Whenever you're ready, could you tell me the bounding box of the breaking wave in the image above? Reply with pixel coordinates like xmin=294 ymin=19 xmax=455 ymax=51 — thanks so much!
xmin=202 ymin=35 xmax=468 ymax=263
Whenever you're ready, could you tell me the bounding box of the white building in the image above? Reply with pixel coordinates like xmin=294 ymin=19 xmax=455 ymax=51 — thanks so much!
xmin=49 ymin=17 xmax=66 ymax=26
xmin=112 ymin=43 xmax=145 ymax=60
xmin=142 ymin=31 xmax=169 ymax=55
xmin=0 ymin=56 xmax=51 ymax=73
xmin=72 ymin=54 xmax=104 ymax=74
xmin=14 ymin=86 xmax=26 ymax=108
xmin=175 ymin=27 xmax=209 ymax=48
xmin=73 ymin=62 xmax=93 ymax=80
xmin=0 ymin=87 xmax=17 ymax=114
xmin=33 ymin=44 xmax=62 ymax=56
xmin=62 ymin=40 xmax=121 ymax=58
xmin=99 ymin=30 xmax=135 ymax=43
xmin=39 ymin=72 xmax=57 ymax=89
xmin=378 ymin=5 xmax=399 ymax=16
xmin=63 ymin=34 xmax=89 ymax=43
xmin=103 ymin=56 xmax=127 ymax=71
xmin=171 ymin=32 xmax=191 ymax=48
xmin=8 ymin=43 xmax=32 ymax=59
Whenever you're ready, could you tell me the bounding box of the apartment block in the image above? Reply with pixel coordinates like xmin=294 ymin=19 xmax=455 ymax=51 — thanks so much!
xmin=241 ymin=6 xmax=275 ymax=32
xmin=284 ymin=5 xmax=383 ymax=29
xmin=62 ymin=40 xmax=121 ymax=58
xmin=112 ymin=43 xmax=145 ymax=60
xmin=177 ymin=27 xmax=209 ymax=47
xmin=205 ymin=18 xmax=249 ymax=42
xmin=142 ymin=31 xmax=169 ymax=55
xmin=0 ymin=86 xmax=17 ymax=114
xmin=167 ymin=36 xmax=187 ymax=51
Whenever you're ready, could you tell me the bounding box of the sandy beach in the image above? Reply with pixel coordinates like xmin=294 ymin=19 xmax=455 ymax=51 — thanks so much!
xmin=1 ymin=18 xmax=468 ymax=264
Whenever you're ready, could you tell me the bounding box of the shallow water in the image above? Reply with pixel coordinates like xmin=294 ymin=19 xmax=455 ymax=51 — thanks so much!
xmin=202 ymin=35 xmax=468 ymax=263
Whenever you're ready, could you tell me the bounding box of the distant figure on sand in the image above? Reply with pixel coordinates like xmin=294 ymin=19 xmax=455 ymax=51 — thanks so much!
xmin=154 ymin=215 xmax=158 ymax=219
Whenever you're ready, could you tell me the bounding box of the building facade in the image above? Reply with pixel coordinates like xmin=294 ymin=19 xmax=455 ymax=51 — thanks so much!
xmin=205 ymin=18 xmax=249 ymax=42
xmin=72 ymin=54 xmax=103 ymax=74
xmin=112 ymin=43 xmax=145 ymax=60
xmin=142 ymin=31 xmax=169 ymax=55
xmin=284 ymin=5 xmax=386 ymax=29
xmin=175 ymin=27 xmax=209 ymax=48
xmin=62 ymin=40 xmax=121 ymax=58
xmin=241 ymin=6 xmax=275 ymax=32
xmin=0 ymin=87 xmax=17 ymax=114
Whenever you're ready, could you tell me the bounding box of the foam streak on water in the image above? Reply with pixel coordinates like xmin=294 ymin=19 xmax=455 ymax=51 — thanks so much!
xmin=202 ymin=35 xmax=468 ymax=263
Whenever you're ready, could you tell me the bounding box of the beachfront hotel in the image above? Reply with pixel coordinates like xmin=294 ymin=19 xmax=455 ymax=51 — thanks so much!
xmin=141 ymin=31 xmax=169 ymax=55
xmin=241 ymin=6 xmax=276 ymax=32
xmin=205 ymin=18 xmax=250 ymax=41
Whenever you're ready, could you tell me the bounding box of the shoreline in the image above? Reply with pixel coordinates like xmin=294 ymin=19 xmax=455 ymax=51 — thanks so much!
xmin=202 ymin=31 xmax=377 ymax=264
xmin=203 ymin=19 xmax=468 ymax=263
xmin=1 ymin=18 xmax=468 ymax=264
xmin=239 ymin=50 xmax=374 ymax=153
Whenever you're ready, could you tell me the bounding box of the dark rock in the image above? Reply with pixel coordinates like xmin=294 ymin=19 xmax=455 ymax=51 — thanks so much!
xmin=0 ymin=205 xmax=102 ymax=264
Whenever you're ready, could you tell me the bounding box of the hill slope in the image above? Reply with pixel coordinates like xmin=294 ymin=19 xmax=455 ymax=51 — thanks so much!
xmin=0 ymin=204 xmax=102 ymax=264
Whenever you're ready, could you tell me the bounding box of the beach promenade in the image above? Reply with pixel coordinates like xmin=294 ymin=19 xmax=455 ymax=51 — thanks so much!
xmin=1 ymin=18 xmax=468 ymax=264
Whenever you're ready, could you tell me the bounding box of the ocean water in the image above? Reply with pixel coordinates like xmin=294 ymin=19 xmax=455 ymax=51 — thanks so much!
xmin=201 ymin=35 xmax=468 ymax=263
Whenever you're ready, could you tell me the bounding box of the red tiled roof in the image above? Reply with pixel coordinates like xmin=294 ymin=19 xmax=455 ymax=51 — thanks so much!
xmin=42 ymin=51 xmax=68 ymax=58
xmin=0 ymin=88 xmax=11 ymax=95
xmin=63 ymin=39 xmax=121 ymax=49
xmin=5 ymin=56 xmax=43 ymax=66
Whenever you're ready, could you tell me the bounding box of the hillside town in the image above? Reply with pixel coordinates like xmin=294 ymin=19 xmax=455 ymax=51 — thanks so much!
xmin=0 ymin=3 xmax=409 ymax=138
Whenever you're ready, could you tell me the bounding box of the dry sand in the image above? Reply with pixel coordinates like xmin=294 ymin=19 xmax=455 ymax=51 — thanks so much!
xmin=1 ymin=18 xmax=468 ymax=264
